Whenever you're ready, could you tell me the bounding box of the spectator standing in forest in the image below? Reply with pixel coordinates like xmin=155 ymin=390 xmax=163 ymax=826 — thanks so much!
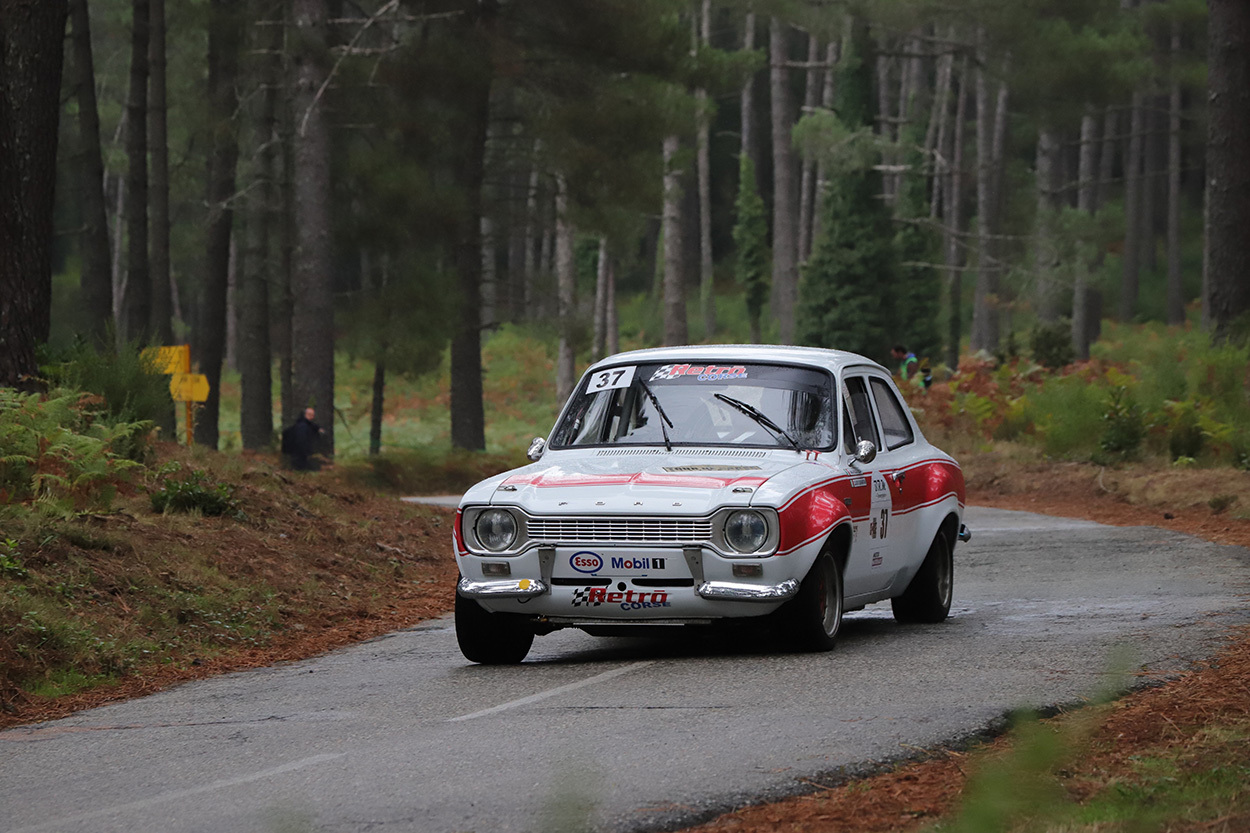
xmin=891 ymin=345 xmax=918 ymax=381
xmin=282 ymin=407 xmax=324 ymax=471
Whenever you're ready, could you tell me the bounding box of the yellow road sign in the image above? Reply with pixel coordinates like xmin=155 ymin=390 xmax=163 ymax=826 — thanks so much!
xmin=141 ymin=344 xmax=190 ymax=374
xmin=169 ymin=373 xmax=210 ymax=403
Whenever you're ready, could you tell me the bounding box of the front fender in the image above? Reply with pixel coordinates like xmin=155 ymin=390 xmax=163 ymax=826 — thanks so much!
xmin=774 ymin=479 xmax=854 ymax=559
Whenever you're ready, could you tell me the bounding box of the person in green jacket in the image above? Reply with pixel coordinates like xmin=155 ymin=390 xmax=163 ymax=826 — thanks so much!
xmin=891 ymin=344 xmax=919 ymax=382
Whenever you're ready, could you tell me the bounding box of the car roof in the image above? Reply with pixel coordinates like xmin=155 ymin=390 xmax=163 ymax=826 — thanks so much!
xmin=585 ymin=344 xmax=886 ymax=376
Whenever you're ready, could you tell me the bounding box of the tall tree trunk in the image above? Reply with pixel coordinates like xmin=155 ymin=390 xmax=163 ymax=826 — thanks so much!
xmin=927 ymin=37 xmax=954 ymax=221
xmin=276 ymin=68 xmax=296 ymax=429
xmin=1165 ymin=22 xmax=1185 ymax=326
xmin=1205 ymin=0 xmax=1250 ymax=342
xmin=449 ymin=1 xmax=495 ymax=451
xmin=149 ymin=0 xmax=172 ymax=344
xmin=770 ymin=17 xmax=798 ymax=343
xmin=1073 ymin=110 xmax=1099 ymax=359
xmin=195 ymin=0 xmax=243 ymax=449
xmin=369 ymin=359 xmax=385 ymax=456
xmin=943 ymin=56 xmax=968 ymax=371
xmin=522 ymin=144 xmax=540 ymax=320
xmin=0 ymin=0 xmax=66 ymax=389
xmin=111 ymin=172 xmax=126 ymax=331
xmin=970 ymin=32 xmax=997 ymax=353
xmin=1034 ymin=128 xmax=1061 ymax=322
xmin=123 ymin=0 xmax=150 ymax=344
xmin=592 ymin=236 xmax=608 ymax=361
xmin=740 ymin=12 xmax=757 ymax=177
xmin=875 ymin=47 xmax=894 ymax=204
xmin=1141 ymin=101 xmax=1161 ymax=274
xmin=662 ymin=134 xmax=687 ymax=345
xmin=68 ymin=0 xmax=112 ymax=345
xmin=239 ymin=0 xmax=281 ymax=450
xmin=1096 ymin=106 xmax=1117 ymax=211
xmin=555 ymin=176 xmax=576 ymax=402
xmin=606 ymin=256 xmax=619 ymax=356
xmin=291 ymin=0 xmax=335 ymax=452
xmin=797 ymin=33 xmax=820 ymax=264
xmin=697 ymin=0 xmax=714 ymax=338
xmin=812 ymin=40 xmax=838 ymax=248
xmin=481 ymin=215 xmax=496 ymax=329
xmin=1119 ymin=90 xmax=1144 ymax=322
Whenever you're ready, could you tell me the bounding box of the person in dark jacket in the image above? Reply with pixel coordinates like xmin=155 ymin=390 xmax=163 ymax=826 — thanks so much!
xmin=282 ymin=407 xmax=324 ymax=471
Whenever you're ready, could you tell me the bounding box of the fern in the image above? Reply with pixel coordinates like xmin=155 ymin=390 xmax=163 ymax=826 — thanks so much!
xmin=0 ymin=387 xmax=147 ymax=512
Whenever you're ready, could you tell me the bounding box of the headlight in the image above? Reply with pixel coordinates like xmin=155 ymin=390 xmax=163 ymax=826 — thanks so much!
xmin=475 ymin=509 xmax=518 ymax=552
xmin=724 ymin=510 xmax=768 ymax=553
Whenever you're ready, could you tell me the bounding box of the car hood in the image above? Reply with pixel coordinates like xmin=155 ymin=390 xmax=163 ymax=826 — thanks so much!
xmin=484 ymin=451 xmax=806 ymax=515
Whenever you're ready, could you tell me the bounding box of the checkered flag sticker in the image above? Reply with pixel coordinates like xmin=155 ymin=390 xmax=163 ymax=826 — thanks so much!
xmin=571 ymin=587 xmax=602 ymax=608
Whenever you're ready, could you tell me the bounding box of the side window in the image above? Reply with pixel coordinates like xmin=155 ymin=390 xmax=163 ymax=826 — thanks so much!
xmin=842 ymin=376 xmax=881 ymax=452
xmin=869 ymin=377 xmax=915 ymax=450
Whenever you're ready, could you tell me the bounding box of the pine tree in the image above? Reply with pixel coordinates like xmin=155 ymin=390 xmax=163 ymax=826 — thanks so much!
xmin=893 ymin=138 xmax=942 ymax=365
xmin=796 ymin=18 xmax=897 ymax=361
xmin=733 ymin=156 xmax=769 ymax=344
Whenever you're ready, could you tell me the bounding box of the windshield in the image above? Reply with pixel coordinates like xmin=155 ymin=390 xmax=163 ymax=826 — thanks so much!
xmin=550 ymin=362 xmax=836 ymax=450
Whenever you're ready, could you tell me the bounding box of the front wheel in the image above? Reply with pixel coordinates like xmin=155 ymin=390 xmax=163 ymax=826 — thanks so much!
xmin=891 ymin=528 xmax=954 ymax=624
xmin=782 ymin=552 xmax=843 ymax=652
xmin=455 ymin=592 xmax=534 ymax=664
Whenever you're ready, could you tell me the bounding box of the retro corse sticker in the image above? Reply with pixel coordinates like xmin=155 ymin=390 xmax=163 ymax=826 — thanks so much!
xmin=649 ymin=364 xmax=748 ymax=382
xmin=571 ymin=587 xmax=671 ymax=610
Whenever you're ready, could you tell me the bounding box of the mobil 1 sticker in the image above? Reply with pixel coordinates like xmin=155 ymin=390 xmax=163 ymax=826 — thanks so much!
xmin=558 ymin=550 xmax=679 ymax=577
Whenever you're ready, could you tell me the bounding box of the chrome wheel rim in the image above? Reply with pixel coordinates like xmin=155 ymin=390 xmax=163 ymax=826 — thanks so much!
xmin=818 ymin=559 xmax=841 ymax=637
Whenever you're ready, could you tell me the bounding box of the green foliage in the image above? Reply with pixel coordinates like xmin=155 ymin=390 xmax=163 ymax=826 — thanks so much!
xmin=0 ymin=388 xmax=147 ymax=514
xmin=1098 ymin=386 xmax=1146 ymax=460
xmin=41 ymin=340 xmax=173 ymax=452
xmin=1029 ymin=319 xmax=1075 ymax=370
xmin=938 ymin=712 xmax=1076 ymax=833
xmin=148 ymin=463 xmax=242 ymax=518
xmin=0 ymin=538 xmax=28 ymax=579
xmin=798 ymin=168 xmax=898 ymax=359
xmin=797 ymin=20 xmax=899 ymax=361
xmin=732 ymin=156 xmax=770 ymax=340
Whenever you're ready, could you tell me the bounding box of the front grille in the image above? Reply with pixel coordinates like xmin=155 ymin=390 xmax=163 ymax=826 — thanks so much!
xmin=526 ymin=516 xmax=713 ymax=545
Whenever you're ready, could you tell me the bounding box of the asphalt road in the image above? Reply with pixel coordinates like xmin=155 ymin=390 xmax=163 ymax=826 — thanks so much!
xmin=3 ymin=507 xmax=1248 ymax=833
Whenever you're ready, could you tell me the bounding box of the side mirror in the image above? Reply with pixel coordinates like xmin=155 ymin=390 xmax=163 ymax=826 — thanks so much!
xmin=526 ymin=437 xmax=547 ymax=462
xmin=854 ymin=439 xmax=877 ymax=465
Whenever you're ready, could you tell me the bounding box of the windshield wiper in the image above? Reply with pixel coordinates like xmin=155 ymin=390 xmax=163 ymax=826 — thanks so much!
xmin=714 ymin=392 xmax=800 ymax=451
xmin=636 ymin=379 xmax=674 ymax=451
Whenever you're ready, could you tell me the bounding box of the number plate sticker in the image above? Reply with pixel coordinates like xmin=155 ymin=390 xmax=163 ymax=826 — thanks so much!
xmin=588 ymin=365 xmax=635 ymax=393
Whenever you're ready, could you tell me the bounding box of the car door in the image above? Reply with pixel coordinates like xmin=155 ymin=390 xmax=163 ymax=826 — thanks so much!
xmin=865 ymin=373 xmax=924 ymax=579
xmin=839 ymin=372 xmax=894 ymax=598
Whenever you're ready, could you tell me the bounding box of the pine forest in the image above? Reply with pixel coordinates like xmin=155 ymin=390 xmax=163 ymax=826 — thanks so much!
xmin=2 ymin=0 xmax=1248 ymax=455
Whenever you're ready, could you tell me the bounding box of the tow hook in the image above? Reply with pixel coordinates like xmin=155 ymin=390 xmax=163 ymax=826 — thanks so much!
xmin=958 ymin=524 xmax=972 ymax=543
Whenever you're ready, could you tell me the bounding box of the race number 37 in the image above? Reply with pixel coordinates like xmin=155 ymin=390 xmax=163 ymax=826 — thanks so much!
xmin=589 ymin=365 xmax=635 ymax=392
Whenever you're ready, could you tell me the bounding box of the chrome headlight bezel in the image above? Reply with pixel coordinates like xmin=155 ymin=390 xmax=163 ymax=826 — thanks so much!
xmin=470 ymin=507 xmax=522 ymax=553
xmin=721 ymin=509 xmax=771 ymax=555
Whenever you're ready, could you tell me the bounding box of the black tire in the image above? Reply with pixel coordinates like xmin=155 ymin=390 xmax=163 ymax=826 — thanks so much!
xmin=455 ymin=592 xmax=534 ymax=664
xmin=783 ymin=552 xmax=844 ymax=652
xmin=891 ymin=528 xmax=954 ymax=624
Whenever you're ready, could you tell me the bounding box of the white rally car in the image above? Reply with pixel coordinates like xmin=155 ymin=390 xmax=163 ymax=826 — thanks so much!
xmin=454 ymin=345 xmax=969 ymax=664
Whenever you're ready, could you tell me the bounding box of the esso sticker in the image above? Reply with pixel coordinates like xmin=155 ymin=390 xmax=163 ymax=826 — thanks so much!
xmin=588 ymin=366 xmax=635 ymax=393
xmin=570 ymin=551 xmax=604 ymax=574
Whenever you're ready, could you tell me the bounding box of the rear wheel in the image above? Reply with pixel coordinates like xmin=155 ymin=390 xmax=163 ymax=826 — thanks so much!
xmin=455 ymin=592 xmax=534 ymax=664
xmin=783 ymin=552 xmax=843 ymax=652
xmin=891 ymin=529 xmax=954 ymax=624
